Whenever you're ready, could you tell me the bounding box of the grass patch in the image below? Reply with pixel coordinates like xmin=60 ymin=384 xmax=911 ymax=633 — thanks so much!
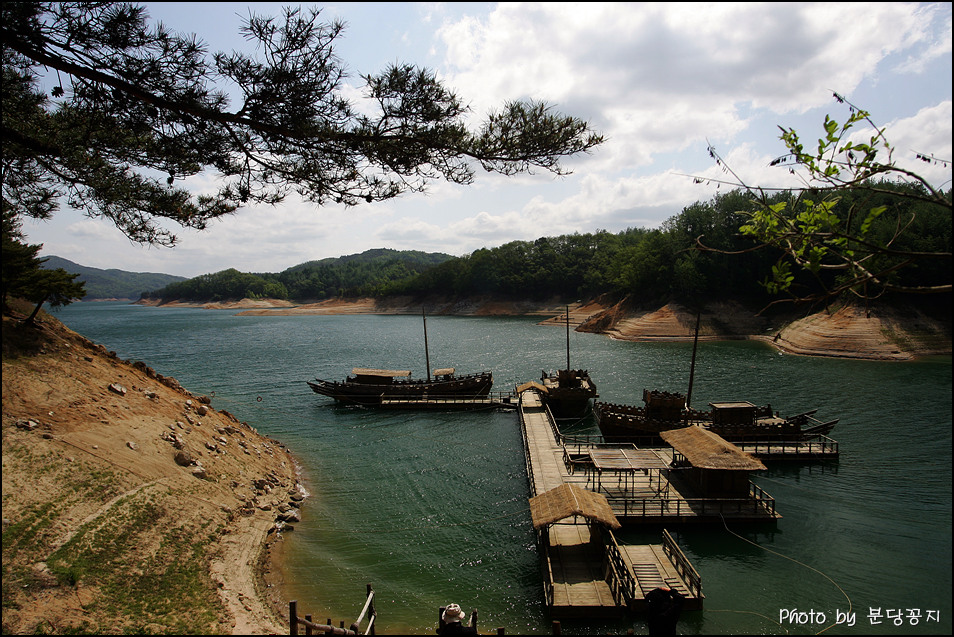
xmin=45 ymin=491 xmax=228 ymax=633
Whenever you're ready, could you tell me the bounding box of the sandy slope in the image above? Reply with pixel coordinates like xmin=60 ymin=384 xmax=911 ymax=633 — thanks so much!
xmin=222 ymin=295 xmax=950 ymax=360
xmin=2 ymin=309 xmax=303 ymax=634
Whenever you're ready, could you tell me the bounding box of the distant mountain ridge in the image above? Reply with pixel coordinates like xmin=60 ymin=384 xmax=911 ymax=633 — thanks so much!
xmin=41 ymin=256 xmax=187 ymax=300
xmin=137 ymin=248 xmax=455 ymax=302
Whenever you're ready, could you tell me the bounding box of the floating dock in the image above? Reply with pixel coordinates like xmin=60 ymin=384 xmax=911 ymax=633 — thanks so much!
xmin=735 ymin=435 xmax=839 ymax=460
xmin=376 ymin=390 xmax=518 ymax=410
xmin=519 ymin=388 xmax=704 ymax=618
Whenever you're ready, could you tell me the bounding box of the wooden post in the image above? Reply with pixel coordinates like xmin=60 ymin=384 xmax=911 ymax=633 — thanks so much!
xmin=552 ymin=619 xmax=561 ymax=635
xmin=289 ymin=600 xmax=298 ymax=636
xmin=367 ymin=583 xmax=376 ymax=635
xmin=305 ymin=614 xmax=313 ymax=636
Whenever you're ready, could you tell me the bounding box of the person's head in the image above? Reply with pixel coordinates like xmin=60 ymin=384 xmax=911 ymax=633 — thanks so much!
xmin=442 ymin=603 xmax=465 ymax=624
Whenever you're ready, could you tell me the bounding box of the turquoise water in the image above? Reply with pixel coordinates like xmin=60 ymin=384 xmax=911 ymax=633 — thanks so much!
xmin=50 ymin=302 xmax=952 ymax=635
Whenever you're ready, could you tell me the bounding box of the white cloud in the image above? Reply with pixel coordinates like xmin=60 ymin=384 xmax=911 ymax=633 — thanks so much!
xmin=26 ymin=2 xmax=951 ymax=276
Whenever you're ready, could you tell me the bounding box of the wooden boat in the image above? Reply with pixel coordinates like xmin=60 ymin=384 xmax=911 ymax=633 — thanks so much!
xmin=308 ymin=308 xmax=493 ymax=405
xmin=595 ymin=389 xmax=838 ymax=442
xmin=540 ymin=368 xmax=598 ymax=419
xmin=595 ymin=313 xmax=836 ymax=442
xmin=540 ymin=305 xmax=598 ymax=418
xmin=308 ymin=367 xmax=494 ymax=405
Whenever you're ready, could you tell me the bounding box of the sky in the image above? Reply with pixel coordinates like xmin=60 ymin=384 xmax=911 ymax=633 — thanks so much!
xmin=26 ymin=2 xmax=953 ymax=278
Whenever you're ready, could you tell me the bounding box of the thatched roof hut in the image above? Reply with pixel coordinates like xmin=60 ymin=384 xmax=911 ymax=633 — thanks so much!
xmin=660 ymin=426 xmax=766 ymax=471
xmin=528 ymin=483 xmax=621 ymax=530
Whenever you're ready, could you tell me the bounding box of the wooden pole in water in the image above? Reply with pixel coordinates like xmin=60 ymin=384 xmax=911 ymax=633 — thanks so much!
xmin=686 ymin=312 xmax=701 ymax=414
xmin=423 ymin=306 xmax=431 ymax=381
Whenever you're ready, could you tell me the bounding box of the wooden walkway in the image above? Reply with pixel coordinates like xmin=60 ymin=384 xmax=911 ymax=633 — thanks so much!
xmin=377 ymin=391 xmax=518 ymax=410
xmin=519 ymin=388 xmax=703 ymax=617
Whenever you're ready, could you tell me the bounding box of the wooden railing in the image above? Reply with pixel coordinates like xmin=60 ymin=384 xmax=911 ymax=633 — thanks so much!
xmin=519 ymin=398 xmax=536 ymax=493
xmin=290 ymin=584 xmax=376 ymax=635
xmin=604 ymin=485 xmax=777 ymax=519
xmin=600 ymin=529 xmax=637 ymax=609
xmin=736 ymin=435 xmax=839 ymax=457
xmin=662 ymin=529 xmax=702 ymax=597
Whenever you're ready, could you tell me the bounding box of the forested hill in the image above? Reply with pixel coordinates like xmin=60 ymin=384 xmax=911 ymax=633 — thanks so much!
xmin=142 ymin=248 xmax=454 ymax=302
xmin=41 ymin=256 xmax=186 ymax=300
xmin=142 ymin=186 xmax=952 ymax=311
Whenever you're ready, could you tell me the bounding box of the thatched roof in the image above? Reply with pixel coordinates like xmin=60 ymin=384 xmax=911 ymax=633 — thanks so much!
xmin=528 ymin=483 xmax=621 ymax=530
xmin=660 ymin=426 xmax=766 ymax=471
xmin=352 ymin=368 xmax=412 ymax=378
xmin=516 ymin=381 xmax=547 ymax=394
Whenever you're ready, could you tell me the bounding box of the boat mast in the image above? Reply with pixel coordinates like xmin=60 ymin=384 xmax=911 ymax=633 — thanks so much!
xmin=423 ymin=307 xmax=431 ymax=381
xmin=686 ymin=311 xmax=701 ymax=414
xmin=565 ymin=304 xmax=571 ymax=370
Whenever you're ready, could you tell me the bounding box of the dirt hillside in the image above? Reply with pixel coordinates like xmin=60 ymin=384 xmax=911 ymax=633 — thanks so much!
xmin=189 ymin=294 xmax=952 ymax=360
xmin=2 ymin=304 xmax=303 ymax=635
xmin=574 ymin=298 xmax=951 ymax=360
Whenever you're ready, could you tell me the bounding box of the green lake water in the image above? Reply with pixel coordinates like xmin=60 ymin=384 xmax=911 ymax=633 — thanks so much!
xmin=50 ymin=302 xmax=951 ymax=635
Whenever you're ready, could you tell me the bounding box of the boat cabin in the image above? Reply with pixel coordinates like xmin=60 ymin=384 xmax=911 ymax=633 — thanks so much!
xmin=660 ymin=426 xmax=766 ymax=498
xmin=349 ymin=368 xmax=412 ymax=385
xmin=708 ymin=401 xmax=758 ymax=426
xmin=432 ymin=367 xmax=456 ymax=379
xmin=644 ymin=389 xmax=686 ymax=421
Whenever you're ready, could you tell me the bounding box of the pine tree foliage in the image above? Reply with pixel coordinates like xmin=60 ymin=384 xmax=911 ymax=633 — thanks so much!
xmin=1 ymin=3 xmax=603 ymax=247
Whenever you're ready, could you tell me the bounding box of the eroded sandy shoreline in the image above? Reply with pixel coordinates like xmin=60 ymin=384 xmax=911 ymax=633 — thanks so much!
xmin=139 ymin=296 xmax=952 ymax=361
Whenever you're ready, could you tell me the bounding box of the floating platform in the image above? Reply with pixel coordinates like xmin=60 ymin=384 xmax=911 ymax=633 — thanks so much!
xmin=376 ymin=391 xmax=518 ymax=411
xmin=521 ymin=389 xmax=704 ymax=618
xmin=735 ymin=436 xmax=839 ymax=460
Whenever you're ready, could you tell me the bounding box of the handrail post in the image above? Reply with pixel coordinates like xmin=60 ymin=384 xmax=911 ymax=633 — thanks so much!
xmin=289 ymin=600 xmax=298 ymax=636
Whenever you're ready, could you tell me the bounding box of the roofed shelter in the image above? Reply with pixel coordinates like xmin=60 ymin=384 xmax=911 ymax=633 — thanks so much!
xmin=529 ymin=483 xmax=621 ymax=530
xmin=661 ymin=426 xmax=766 ymax=497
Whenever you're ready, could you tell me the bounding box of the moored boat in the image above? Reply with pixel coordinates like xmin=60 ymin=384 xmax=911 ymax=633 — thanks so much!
xmin=540 ymin=368 xmax=598 ymax=419
xmin=308 ymin=367 xmax=494 ymax=405
xmin=539 ymin=305 xmax=598 ymax=418
xmin=308 ymin=308 xmax=494 ymax=405
xmin=595 ymin=389 xmax=837 ymax=442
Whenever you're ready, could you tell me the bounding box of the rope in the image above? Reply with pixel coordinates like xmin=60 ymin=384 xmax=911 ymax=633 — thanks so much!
xmin=718 ymin=514 xmax=852 ymax=635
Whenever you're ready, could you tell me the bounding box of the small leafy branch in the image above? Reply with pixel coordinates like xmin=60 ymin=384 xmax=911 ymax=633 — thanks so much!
xmin=691 ymin=93 xmax=951 ymax=308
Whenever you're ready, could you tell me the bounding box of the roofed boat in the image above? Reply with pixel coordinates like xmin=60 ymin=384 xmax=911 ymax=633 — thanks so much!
xmin=540 ymin=305 xmax=598 ymax=419
xmin=308 ymin=367 xmax=494 ymax=405
xmin=540 ymin=368 xmax=598 ymax=419
xmin=595 ymin=389 xmax=838 ymax=443
xmin=308 ymin=308 xmax=493 ymax=405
